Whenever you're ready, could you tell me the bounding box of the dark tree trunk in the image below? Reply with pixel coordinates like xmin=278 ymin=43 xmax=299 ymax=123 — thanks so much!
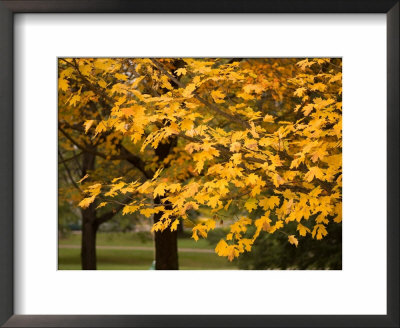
xmin=153 ymin=197 xmax=178 ymax=270
xmin=80 ymin=151 xmax=97 ymax=270
xmin=81 ymin=207 xmax=98 ymax=270
xmin=153 ymin=228 xmax=178 ymax=270
xmin=153 ymin=136 xmax=179 ymax=270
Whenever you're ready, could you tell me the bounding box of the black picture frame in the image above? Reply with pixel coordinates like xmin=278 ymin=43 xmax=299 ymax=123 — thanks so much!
xmin=0 ymin=1 xmax=398 ymax=327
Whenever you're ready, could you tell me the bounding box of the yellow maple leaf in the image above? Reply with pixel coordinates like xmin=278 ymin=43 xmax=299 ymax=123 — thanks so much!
xmin=304 ymin=166 xmax=324 ymax=182
xmin=96 ymin=202 xmax=107 ymax=209
xmin=211 ymin=90 xmax=225 ymax=103
xmin=208 ymin=195 xmax=221 ymax=209
xmin=311 ymin=147 xmax=328 ymax=163
xmin=167 ymin=183 xmax=181 ymax=193
xmin=140 ymin=208 xmax=156 ymax=218
xmin=268 ymin=220 xmax=284 ymax=234
xmin=170 ymin=219 xmax=180 ymax=231
xmin=272 ymin=173 xmax=285 ymax=187
xmin=105 ymin=181 xmax=125 ymax=197
xmin=288 ymin=235 xmax=299 ymax=247
xmin=59 ymin=78 xmax=69 ymax=91
xmin=253 ymin=212 xmax=271 ymax=241
xmin=244 ymin=198 xmax=258 ymax=213
xmin=244 ymin=138 xmax=258 ymax=150
xmin=161 ymin=79 xmax=174 ymax=93
xmin=259 ymin=196 xmax=280 ymax=210
xmin=192 ymin=230 xmax=199 ymax=241
xmin=121 ymin=107 xmax=135 ymax=117
xmin=94 ymin=121 xmax=107 ymax=136
xmin=294 ymin=87 xmax=306 ymax=97
xmin=115 ymin=122 xmax=127 ymax=133
xmin=238 ymin=238 xmax=253 ymax=252
xmin=205 ymin=219 xmax=216 ymax=230
xmin=297 ymin=59 xmax=315 ymax=70
xmin=297 ymin=223 xmax=310 ymax=236
xmin=181 ymin=119 xmax=194 ymax=131
xmin=227 ymin=246 xmax=239 ymax=262
xmin=122 ymin=205 xmax=140 ymax=215
xmin=69 ymin=94 xmax=81 ymax=107
xmin=312 ymin=224 xmax=328 ymax=240
xmin=245 ymin=173 xmax=259 ymax=186
xmin=79 ymin=64 xmax=91 ymax=76
xmin=153 ymin=182 xmax=167 ymax=198
xmin=231 ymin=153 xmax=242 ymax=165
xmin=98 ymin=79 xmax=108 ymax=88
xmin=87 ymin=183 xmax=102 ymax=196
xmin=290 ymin=156 xmax=304 ymax=169
xmin=310 ymin=82 xmax=327 ymax=92
xmin=78 ymin=196 xmax=95 ymax=209
xmin=115 ymin=73 xmax=128 ymax=81
xmin=215 ymin=239 xmax=228 ymax=256
xmin=237 ymin=92 xmax=254 ymax=100
xmin=175 ymin=68 xmax=187 ymax=76
xmin=263 ymin=114 xmax=274 ymax=123
xmin=333 ymin=203 xmax=342 ymax=223
xmin=243 ymin=84 xmax=264 ymax=94
xmin=230 ymin=142 xmax=241 ymax=153
xmin=302 ymin=104 xmax=314 ymax=116
xmin=316 ymin=213 xmax=329 ymax=224
xmin=182 ymin=83 xmax=196 ymax=98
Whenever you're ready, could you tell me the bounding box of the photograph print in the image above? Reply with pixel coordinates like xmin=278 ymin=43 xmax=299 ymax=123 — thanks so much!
xmin=58 ymin=58 xmax=342 ymax=270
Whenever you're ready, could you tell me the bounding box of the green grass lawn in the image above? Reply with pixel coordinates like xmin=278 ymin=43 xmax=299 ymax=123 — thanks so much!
xmin=58 ymin=232 xmax=237 ymax=270
xmin=59 ymin=231 xmax=212 ymax=249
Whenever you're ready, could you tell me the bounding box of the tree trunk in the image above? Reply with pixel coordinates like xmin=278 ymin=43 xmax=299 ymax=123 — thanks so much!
xmin=152 ymin=132 xmax=179 ymax=270
xmin=154 ymin=197 xmax=179 ymax=270
xmin=81 ymin=208 xmax=98 ymax=270
xmin=153 ymin=225 xmax=179 ymax=270
xmin=153 ymin=197 xmax=179 ymax=270
xmin=80 ymin=151 xmax=97 ymax=270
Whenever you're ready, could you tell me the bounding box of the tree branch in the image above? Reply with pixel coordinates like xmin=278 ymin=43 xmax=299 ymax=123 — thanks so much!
xmin=58 ymin=151 xmax=83 ymax=165
xmin=119 ymin=145 xmax=153 ymax=179
xmin=58 ymin=150 xmax=83 ymax=194
xmin=95 ymin=195 xmax=135 ymax=226
xmin=58 ymin=124 xmax=152 ymax=179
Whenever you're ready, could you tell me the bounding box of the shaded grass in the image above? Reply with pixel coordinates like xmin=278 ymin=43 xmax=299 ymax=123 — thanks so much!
xmin=58 ymin=248 xmax=236 ymax=270
xmin=59 ymin=232 xmax=212 ymax=249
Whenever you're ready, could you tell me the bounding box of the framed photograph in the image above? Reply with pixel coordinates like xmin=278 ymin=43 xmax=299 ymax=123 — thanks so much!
xmin=1 ymin=1 xmax=398 ymax=327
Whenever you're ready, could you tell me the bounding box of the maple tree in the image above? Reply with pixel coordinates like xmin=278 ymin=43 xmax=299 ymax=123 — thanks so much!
xmin=58 ymin=58 xmax=342 ymax=269
xmin=58 ymin=103 xmax=135 ymax=269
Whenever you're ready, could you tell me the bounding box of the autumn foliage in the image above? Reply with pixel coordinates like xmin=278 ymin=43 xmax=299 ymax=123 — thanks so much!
xmin=59 ymin=58 xmax=342 ymax=262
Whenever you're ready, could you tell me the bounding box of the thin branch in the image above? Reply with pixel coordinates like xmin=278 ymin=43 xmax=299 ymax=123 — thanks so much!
xmin=95 ymin=194 xmax=139 ymax=226
xmin=58 ymin=124 xmax=152 ymax=179
xmin=58 ymin=151 xmax=83 ymax=165
xmin=119 ymin=145 xmax=153 ymax=179
xmin=58 ymin=150 xmax=83 ymax=194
